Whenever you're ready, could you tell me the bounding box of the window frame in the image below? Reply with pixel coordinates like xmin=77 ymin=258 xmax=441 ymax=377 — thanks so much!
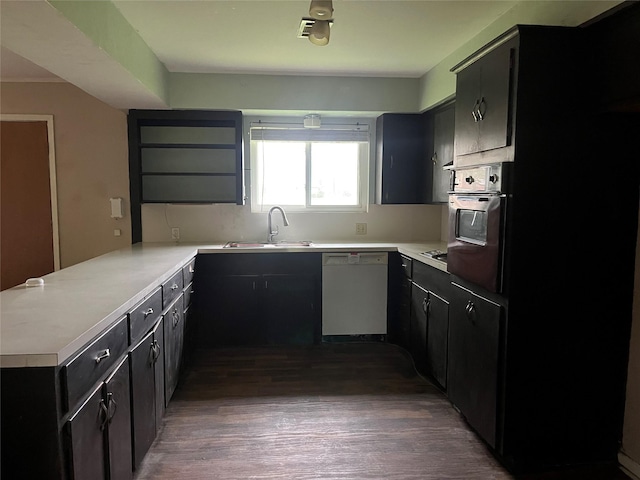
xmin=247 ymin=117 xmax=372 ymax=214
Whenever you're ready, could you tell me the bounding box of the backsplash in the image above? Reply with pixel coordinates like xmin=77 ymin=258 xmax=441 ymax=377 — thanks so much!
xmin=141 ymin=203 xmax=448 ymax=244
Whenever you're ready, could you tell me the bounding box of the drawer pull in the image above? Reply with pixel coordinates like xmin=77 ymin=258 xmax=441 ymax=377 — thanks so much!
xmin=189 ymin=266 xmax=195 ymax=273
xmin=170 ymin=283 xmax=179 ymax=291
xmin=150 ymin=340 xmax=161 ymax=363
xmin=172 ymin=310 xmax=180 ymax=328
xmin=143 ymin=307 xmax=154 ymax=317
xmin=99 ymin=399 xmax=109 ymax=431
xmin=106 ymin=392 xmax=117 ymax=422
xmin=95 ymin=349 xmax=110 ymax=364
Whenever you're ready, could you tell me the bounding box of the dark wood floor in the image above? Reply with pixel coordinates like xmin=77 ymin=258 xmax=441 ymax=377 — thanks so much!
xmin=134 ymin=343 xmax=631 ymax=480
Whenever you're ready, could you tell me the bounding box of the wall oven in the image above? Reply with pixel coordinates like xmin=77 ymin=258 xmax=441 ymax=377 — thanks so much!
xmin=447 ymin=163 xmax=510 ymax=293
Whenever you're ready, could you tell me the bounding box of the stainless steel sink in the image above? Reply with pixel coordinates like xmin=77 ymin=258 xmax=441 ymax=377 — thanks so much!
xmin=224 ymin=240 xmax=313 ymax=248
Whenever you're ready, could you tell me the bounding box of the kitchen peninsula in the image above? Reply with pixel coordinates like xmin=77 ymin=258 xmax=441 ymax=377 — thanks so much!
xmin=0 ymin=240 xmax=446 ymax=479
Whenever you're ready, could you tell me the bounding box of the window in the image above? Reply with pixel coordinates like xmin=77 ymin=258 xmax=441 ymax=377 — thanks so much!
xmin=249 ymin=120 xmax=370 ymax=212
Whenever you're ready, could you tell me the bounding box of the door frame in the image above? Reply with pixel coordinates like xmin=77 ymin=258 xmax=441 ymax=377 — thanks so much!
xmin=1 ymin=114 xmax=60 ymax=271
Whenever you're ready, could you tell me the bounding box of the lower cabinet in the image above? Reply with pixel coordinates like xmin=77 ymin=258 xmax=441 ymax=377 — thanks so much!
xmin=164 ymin=294 xmax=185 ymax=406
xmin=129 ymin=318 xmax=164 ymax=470
xmin=410 ymin=282 xmax=449 ymax=389
xmin=408 ymin=260 xmax=450 ymax=390
xmin=447 ymin=281 xmax=502 ymax=448
xmin=410 ymin=283 xmax=428 ymax=374
xmin=66 ymin=356 xmax=133 ymax=480
xmin=425 ymin=290 xmax=449 ymax=389
xmin=194 ymin=253 xmax=321 ymax=347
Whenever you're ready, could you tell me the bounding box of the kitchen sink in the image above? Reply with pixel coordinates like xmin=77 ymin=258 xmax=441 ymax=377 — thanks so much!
xmin=224 ymin=240 xmax=313 ymax=248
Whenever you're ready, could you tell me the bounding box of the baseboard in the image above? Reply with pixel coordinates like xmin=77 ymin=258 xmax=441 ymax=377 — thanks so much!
xmin=619 ymin=451 xmax=640 ymax=480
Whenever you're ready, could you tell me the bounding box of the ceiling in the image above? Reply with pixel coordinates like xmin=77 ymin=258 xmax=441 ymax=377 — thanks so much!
xmin=1 ymin=0 xmax=517 ymax=82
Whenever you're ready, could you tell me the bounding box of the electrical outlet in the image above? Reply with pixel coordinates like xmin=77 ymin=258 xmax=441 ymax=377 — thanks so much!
xmin=171 ymin=228 xmax=180 ymax=240
xmin=355 ymin=223 xmax=367 ymax=235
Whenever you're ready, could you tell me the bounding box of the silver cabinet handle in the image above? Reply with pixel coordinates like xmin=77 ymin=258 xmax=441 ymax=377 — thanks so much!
xmin=99 ymin=399 xmax=109 ymax=431
xmin=465 ymin=300 xmax=476 ymax=321
xmin=143 ymin=307 xmax=154 ymax=317
xmin=189 ymin=266 xmax=195 ymax=273
xmin=471 ymin=99 xmax=480 ymax=122
xmin=172 ymin=309 xmax=180 ymax=328
xmin=477 ymin=97 xmax=486 ymax=121
xmin=95 ymin=348 xmax=110 ymax=364
xmin=170 ymin=283 xmax=179 ymax=291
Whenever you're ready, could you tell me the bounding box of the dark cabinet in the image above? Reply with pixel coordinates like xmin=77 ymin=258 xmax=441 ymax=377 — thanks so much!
xmin=163 ymin=294 xmax=185 ymax=405
xmin=204 ymin=274 xmax=264 ymax=345
xmin=194 ymin=253 xmax=321 ymax=348
xmin=409 ymin=283 xmax=428 ymax=374
xmin=263 ymin=274 xmax=316 ymax=345
xmin=182 ymin=257 xmax=197 ymax=369
xmin=425 ymin=290 xmax=449 ymax=389
xmin=453 ymin=37 xmax=513 ymax=159
xmin=410 ymin=260 xmax=450 ymax=390
xmin=447 ymin=282 xmax=502 ymax=449
xmin=66 ymin=356 xmax=133 ymax=480
xmin=429 ymin=102 xmax=455 ymax=203
xmin=375 ymin=113 xmax=428 ymax=204
xmin=389 ymin=254 xmax=412 ymax=351
xmin=127 ymin=110 xmax=244 ymax=242
xmin=129 ymin=318 xmax=164 ymax=470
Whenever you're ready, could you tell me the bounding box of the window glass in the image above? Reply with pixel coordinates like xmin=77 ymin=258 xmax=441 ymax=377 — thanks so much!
xmin=249 ymin=120 xmax=370 ymax=213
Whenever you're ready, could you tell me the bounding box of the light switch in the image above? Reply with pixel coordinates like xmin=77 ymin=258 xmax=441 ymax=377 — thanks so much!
xmin=110 ymin=197 xmax=123 ymax=219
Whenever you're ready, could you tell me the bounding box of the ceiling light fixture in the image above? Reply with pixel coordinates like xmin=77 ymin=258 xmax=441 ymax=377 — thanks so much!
xmin=304 ymin=0 xmax=333 ymax=46
xmin=309 ymin=0 xmax=333 ymax=20
xmin=309 ymin=20 xmax=331 ymax=46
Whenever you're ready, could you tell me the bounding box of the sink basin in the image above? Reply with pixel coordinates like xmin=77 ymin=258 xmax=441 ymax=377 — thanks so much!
xmin=224 ymin=241 xmax=313 ymax=248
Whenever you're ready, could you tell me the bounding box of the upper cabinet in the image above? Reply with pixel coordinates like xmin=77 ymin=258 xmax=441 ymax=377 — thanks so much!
xmin=375 ymin=113 xmax=429 ymax=204
xmin=453 ymin=38 xmax=514 ymax=160
xmin=128 ymin=110 xmax=244 ymax=204
xmin=127 ymin=109 xmax=244 ymax=242
xmin=428 ymin=101 xmax=455 ymax=203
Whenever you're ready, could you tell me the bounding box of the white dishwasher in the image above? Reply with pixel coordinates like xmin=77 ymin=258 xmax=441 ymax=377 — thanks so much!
xmin=321 ymin=252 xmax=388 ymax=336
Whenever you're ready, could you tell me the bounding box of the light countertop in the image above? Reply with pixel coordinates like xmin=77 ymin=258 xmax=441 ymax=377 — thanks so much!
xmin=0 ymin=241 xmax=447 ymax=368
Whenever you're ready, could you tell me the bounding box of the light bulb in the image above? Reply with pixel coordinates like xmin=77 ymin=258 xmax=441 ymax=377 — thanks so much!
xmin=309 ymin=20 xmax=330 ymax=46
xmin=309 ymin=0 xmax=333 ymax=20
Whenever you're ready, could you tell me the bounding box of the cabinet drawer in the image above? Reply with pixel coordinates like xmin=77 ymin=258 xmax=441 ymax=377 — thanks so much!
xmin=413 ymin=260 xmax=450 ymax=300
xmin=183 ymin=282 xmax=194 ymax=310
xmin=129 ymin=287 xmax=162 ymax=345
xmin=182 ymin=257 xmax=196 ymax=286
xmin=62 ymin=316 xmax=129 ymax=411
xmin=162 ymin=269 xmax=184 ymax=309
xmin=400 ymin=255 xmax=413 ymax=278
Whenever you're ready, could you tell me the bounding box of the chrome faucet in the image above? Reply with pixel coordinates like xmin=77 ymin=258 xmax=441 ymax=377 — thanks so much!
xmin=267 ymin=206 xmax=289 ymax=243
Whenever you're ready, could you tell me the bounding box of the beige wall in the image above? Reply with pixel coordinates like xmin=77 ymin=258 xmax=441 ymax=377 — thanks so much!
xmin=0 ymin=82 xmax=131 ymax=268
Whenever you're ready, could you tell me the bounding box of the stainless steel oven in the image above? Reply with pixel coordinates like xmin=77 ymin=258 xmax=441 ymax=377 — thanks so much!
xmin=447 ymin=163 xmax=510 ymax=293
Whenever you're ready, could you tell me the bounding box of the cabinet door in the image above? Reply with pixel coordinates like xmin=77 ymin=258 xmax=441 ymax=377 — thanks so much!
xmin=198 ymin=275 xmax=263 ymax=347
xmin=152 ymin=318 xmax=166 ymax=430
xmin=262 ymin=274 xmax=317 ymax=345
xmin=426 ymin=291 xmax=449 ymax=389
xmin=129 ymin=331 xmax=157 ymax=469
xmin=448 ymin=282 xmax=501 ymax=448
xmin=431 ymin=104 xmax=455 ymax=203
xmin=410 ymin=283 xmax=429 ymax=374
xmin=454 ymin=40 xmax=514 ymax=157
xmin=164 ymin=294 xmax=185 ymax=405
xmin=66 ymin=383 xmax=107 ymax=480
xmin=103 ymin=357 xmax=133 ymax=480
xmin=376 ymin=114 xmax=427 ymax=204
xmin=397 ymin=274 xmax=412 ymax=351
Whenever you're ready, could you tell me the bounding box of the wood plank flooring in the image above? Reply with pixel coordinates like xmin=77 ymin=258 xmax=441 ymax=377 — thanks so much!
xmin=134 ymin=343 xmax=630 ymax=480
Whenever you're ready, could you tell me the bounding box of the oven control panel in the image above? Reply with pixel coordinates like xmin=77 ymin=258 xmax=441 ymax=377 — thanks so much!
xmin=452 ymin=163 xmax=507 ymax=193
